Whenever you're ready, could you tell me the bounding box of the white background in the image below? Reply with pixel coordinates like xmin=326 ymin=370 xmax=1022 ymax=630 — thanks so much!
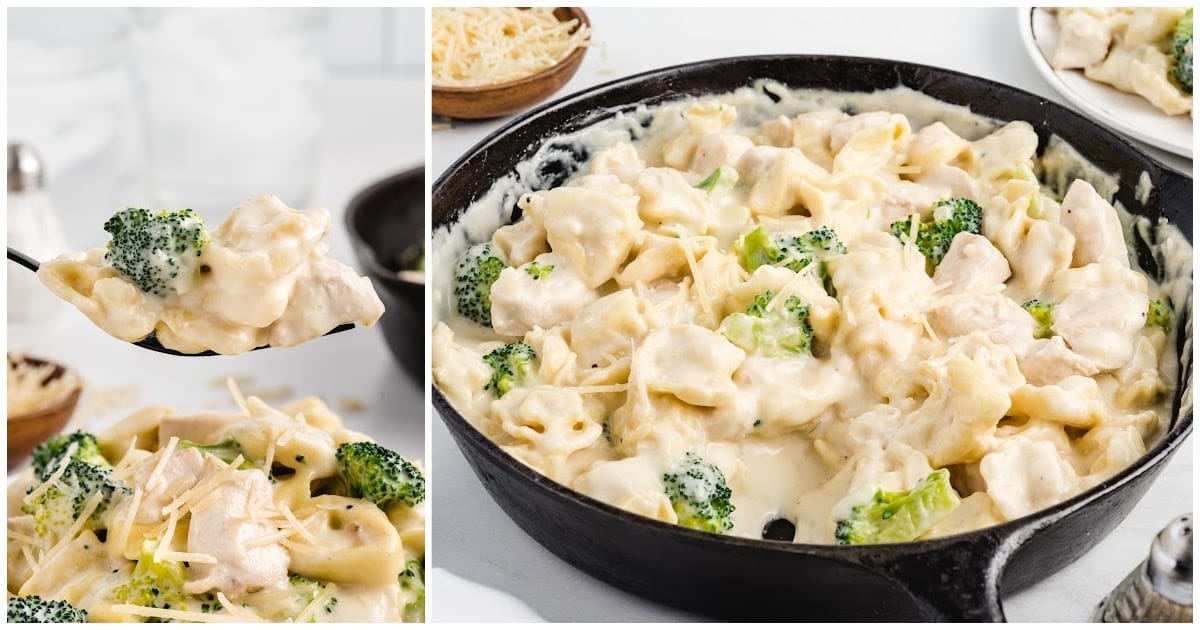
xmin=430 ymin=6 xmax=1194 ymax=622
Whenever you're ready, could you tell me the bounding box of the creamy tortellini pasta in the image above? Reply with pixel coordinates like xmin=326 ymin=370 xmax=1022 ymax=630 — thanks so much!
xmin=432 ymin=88 xmax=1186 ymax=545
xmin=1049 ymin=7 xmax=1193 ymax=116
xmin=38 ymin=195 xmax=385 ymax=355
xmin=7 ymin=387 xmax=425 ymax=622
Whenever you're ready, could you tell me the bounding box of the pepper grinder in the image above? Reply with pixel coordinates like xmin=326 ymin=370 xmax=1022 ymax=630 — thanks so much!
xmin=7 ymin=142 xmax=68 ymax=337
xmin=1092 ymin=514 xmax=1192 ymax=622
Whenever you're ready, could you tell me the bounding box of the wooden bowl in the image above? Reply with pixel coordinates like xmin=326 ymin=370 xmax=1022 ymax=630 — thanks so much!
xmin=7 ymin=356 xmax=82 ymax=469
xmin=432 ymin=7 xmax=590 ymax=120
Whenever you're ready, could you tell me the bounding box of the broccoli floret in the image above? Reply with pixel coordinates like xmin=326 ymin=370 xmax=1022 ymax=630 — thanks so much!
xmin=7 ymin=595 xmax=87 ymax=623
xmin=734 ymin=226 xmax=847 ymax=291
xmin=399 ymin=558 xmax=425 ymax=622
xmin=23 ymin=460 xmax=128 ymax=537
xmin=482 ymin=341 xmax=536 ymax=397
xmin=1147 ymin=298 xmax=1172 ymax=332
xmin=454 ymin=243 xmax=506 ymax=327
xmin=695 ymin=164 xmax=739 ymax=194
xmin=281 ymin=574 xmax=334 ymax=621
xmin=1174 ymin=9 xmax=1193 ymax=93
xmin=112 ymin=540 xmax=187 ymax=613
xmin=721 ymin=291 xmax=814 ymax=357
xmin=31 ymin=431 xmax=108 ymax=481
xmin=890 ymin=198 xmax=983 ymax=268
xmin=336 ymin=442 xmax=425 ymax=509
xmin=524 ymin=261 xmax=555 ymax=280
xmin=1022 ymin=299 xmax=1055 ymax=339
xmin=398 ymin=241 xmax=425 ymax=272
xmin=662 ymin=453 xmax=735 ymax=534
xmin=103 ymin=207 xmax=210 ymax=297
xmin=835 ymin=469 xmax=961 ymax=545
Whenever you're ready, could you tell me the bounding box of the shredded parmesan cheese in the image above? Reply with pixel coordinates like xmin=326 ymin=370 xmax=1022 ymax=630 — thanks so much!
xmin=110 ymin=603 xmax=241 ymax=623
xmin=216 ymin=592 xmax=264 ymax=622
xmin=295 ymin=589 xmax=332 ymax=623
xmin=227 ymin=377 xmax=249 ymax=416
xmin=159 ymin=550 xmax=217 ymax=564
xmin=160 ymin=458 xmax=242 ymax=517
xmin=154 ymin=508 xmax=180 ymax=564
xmin=113 ymin=486 xmax=143 ymax=559
xmin=431 ymin=7 xmax=590 ymax=87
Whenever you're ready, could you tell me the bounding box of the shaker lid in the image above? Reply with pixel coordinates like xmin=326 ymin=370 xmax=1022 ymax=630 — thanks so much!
xmin=1148 ymin=513 xmax=1192 ymax=605
xmin=8 ymin=143 xmax=45 ymax=192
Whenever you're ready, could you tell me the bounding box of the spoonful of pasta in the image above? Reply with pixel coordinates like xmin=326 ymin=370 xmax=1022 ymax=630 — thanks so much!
xmin=8 ymin=196 xmax=384 ymax=356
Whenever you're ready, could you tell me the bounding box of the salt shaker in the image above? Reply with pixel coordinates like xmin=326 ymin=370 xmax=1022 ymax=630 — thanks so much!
xmin=1092 ymin=514 xmax=1192 ymax=622
xmin=7 ymin=142 xmax=68 ymax=336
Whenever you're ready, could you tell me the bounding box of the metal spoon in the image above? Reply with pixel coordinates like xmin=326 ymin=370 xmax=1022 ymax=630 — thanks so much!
xmin=7 ymin=246 xmax=355 ymax=356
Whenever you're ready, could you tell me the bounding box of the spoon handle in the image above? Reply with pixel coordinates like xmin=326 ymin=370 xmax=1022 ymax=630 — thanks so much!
xmin=7 ymin=247 xmax=41 ymax=272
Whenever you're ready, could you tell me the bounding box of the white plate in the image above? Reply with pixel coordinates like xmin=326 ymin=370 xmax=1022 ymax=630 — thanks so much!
xmin=1017 ymin=6 xmax=1192 ymax=158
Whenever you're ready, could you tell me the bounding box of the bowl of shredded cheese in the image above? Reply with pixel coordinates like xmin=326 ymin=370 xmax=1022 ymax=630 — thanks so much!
xmin=432 ymin=7 xmax=591 ymax=119
xmin=7 ymin=354 xmax=82 ymax=468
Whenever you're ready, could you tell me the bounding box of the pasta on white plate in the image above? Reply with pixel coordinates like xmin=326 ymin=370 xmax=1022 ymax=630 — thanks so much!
xmin=6 ymin=384 xmax=425 ymax=622
xmin=37 ymin=195 xmax=385 ymax=355
xmin=432 ymin=84 xmax=1190 ymax=545
xmin=1049 ymin=7 xmax=1193 ymax=116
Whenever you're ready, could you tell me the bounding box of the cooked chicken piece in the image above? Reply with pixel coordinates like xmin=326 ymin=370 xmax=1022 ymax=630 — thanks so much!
xmin=184 ymin=469 xmax=288 ymax=597
xmin=1059 ymin=180 xmax=1130 ymax=268
xmin=929 ymin=291 xmax=1105 ymax=385
xmin=269 ymin=255 xmax=385 ymax=348
xmin=124 ymin=447 xmax=214 ymax=523
xmin=878 ymin=180 xmax=945 ymax=227
xmin=489 ymin=253 xmax=597 ymax=337
xmin=932 ymin=233 xmax=1011 ymax=294
xmin=915 ymin=164 xmax=978 ymax=199
xmin=736 ymin=145 xmax=787 ymax=186
xmin=690 ymin=132 xmax=754 ymax=177
xmin=929 ymin=293 xmax=1037 ymax=352
xmin=1018 ymin=336 xmax=1099 ymax=386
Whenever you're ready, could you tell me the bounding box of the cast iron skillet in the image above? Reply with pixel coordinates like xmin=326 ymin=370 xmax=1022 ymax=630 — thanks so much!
xmin=431 ymin=56 xmax=1193 ymax=621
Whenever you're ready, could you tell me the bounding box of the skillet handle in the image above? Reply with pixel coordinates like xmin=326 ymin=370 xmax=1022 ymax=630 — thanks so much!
xmin=854 ymin=532 xmax=1019 ymax=621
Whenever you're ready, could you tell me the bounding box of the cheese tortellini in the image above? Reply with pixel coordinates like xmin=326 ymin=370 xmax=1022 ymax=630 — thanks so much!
xmin=38 ymin=196 xmax=385 ymax=355
xmin=432 ymin=90 xmax=1184 ymax=545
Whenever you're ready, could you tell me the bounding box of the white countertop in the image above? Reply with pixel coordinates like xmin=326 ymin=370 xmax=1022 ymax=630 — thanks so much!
xmin=10 ymin=75 xmax=427 ymax=465
xmin=430 ymin=7 xmax=1193 ymax=622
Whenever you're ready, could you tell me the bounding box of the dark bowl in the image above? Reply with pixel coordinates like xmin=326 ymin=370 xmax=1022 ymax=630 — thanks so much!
xmin=432 ymin=55 xmax=1193 ymax=621
xmin=345 ymin=166 xmax=425 ymax=381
